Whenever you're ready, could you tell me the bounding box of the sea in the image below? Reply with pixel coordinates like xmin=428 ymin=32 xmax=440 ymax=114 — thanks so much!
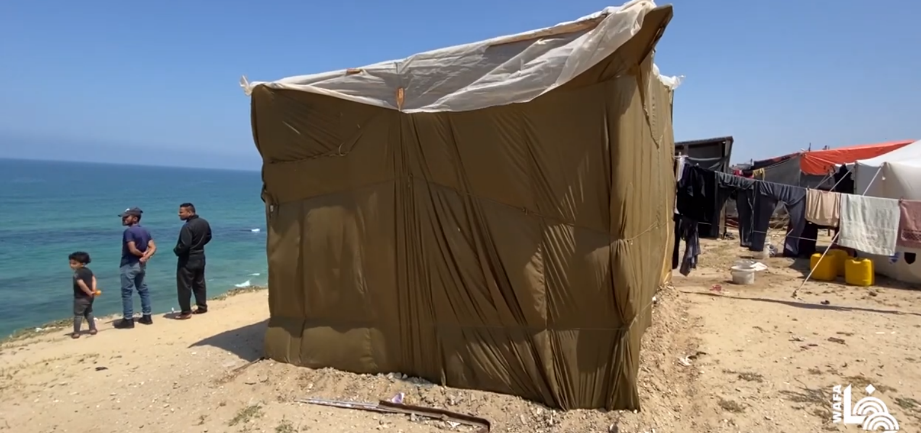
xmin=0 ymin=158 xmax=267 ymax=337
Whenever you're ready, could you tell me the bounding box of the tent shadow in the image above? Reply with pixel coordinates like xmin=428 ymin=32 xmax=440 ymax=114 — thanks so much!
xmin=189 ymin=319 xmax=267 ymax=362
xmin=683 ymin=291 xmax=921 ymax=317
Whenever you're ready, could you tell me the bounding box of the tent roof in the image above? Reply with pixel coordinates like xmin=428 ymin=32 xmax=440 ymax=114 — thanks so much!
xmin=800 ymin=140 xmax=914 ymax=174
xmin=853 ymin=139 xmax=921 ymax=168
xmin=241 ymin=1 xmax=681 ymax=113
xmin=751 ymin=152 xmax=799 ymax=170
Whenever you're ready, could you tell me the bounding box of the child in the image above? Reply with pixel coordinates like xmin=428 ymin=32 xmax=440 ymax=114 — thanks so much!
xmin=68 ymin=251 xmax=98 ymax=338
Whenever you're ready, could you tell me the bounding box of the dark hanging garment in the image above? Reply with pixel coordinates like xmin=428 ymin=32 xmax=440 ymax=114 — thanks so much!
xmin=799 ymin=222 xmax=821 ymax=256
xmin=750 ymin=182 xmax=808 ymax=257
xmin=833 ymin=165 xmax=855 ymax=194
xmin=676 ymin=165 xmax=721 ymax=237
xmin=672 ymin=214 xmax=700 ymax=276
xmin=714 ymin=172 xmax=757 ymax=247
xmin=673 ymin=165 xmax=713 ymax=275
xmin=676 ymin=165 xmax=715 ymax=223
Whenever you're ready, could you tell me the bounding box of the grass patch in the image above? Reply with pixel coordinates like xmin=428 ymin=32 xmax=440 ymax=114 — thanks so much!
xmin=737 ymin=371 xmax=764 ymax=383
xmin=275 ymin=418 xmax=296 ymax=433
xmin=1 ymin=318 xmax=72 ymax=345
xmin=843 ymin=374 xmax=897 ymax=393
xmin=212 ymin=285 xmax=267 ymax=301
xmin=779 ymin=386 xmax=827 ymax=405
xmin=896 ymin=397 xmax=920 ymax=412
xmin=229 ymin=404 xmax=263 ymax=427
xmin=718 ymin=398 xmax=745 ymax=413
xmin=722 ymin=369 xmax=764 ymax=383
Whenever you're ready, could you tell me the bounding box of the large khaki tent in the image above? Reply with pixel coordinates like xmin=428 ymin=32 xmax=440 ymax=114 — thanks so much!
xmin=243 ymin=1 xmax=678 ymax=410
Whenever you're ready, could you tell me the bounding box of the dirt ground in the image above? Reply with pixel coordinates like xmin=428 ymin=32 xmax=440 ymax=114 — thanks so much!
xmin=2 ymin=234 xmax=920 ymax=433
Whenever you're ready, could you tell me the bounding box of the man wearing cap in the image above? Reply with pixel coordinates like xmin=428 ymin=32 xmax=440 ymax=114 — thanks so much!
xmin=115 ymin=207 xmax=157 ymax=329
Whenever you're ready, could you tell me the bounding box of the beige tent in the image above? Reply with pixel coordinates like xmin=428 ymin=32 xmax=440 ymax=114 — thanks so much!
xmin=244 ymin=1 xmax=677 ymax=410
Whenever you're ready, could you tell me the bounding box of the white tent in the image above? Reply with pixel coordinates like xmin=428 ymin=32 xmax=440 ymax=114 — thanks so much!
xmin=852 ymin=140 xmax=921 ymax=283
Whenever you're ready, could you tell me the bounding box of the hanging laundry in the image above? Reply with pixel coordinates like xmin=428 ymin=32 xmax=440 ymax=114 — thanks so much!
xmin=671 ymin=214 xmax=700 ymax=276
xmin=750 ymin=182 xmax=807 ymax=257
xmin=838 ymin=195 xmax=899 ymax=256
xmin=805 ymin=189 xmax=841 ymax=227
xmin=672 ymin=165 xmax=712 ymax=275
xmin=897 ymin=200 xmax=921 ymax=249
xmin=676 ymin=165 xmax=717 ymax=224
xmin=677 ymin=165 xmax=723 ymax=238
xmin=674 ymin=156 xmax=687 ymax=215
xmin=675 ymin=156 xmax=687 ymax=184
xmin=714 ymin=171 xmax=756 ymax=247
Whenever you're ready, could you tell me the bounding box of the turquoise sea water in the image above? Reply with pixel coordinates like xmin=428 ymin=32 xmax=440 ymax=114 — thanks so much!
xmin=0 ymin=158 xmax=267 ymax=337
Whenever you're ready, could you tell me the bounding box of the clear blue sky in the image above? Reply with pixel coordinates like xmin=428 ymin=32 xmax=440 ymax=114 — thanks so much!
xmin=1 ymin=0 xmax=918 ymax=170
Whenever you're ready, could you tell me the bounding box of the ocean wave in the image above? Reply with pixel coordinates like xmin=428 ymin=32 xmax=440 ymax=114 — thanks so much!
xmin=234 ymin=279 xmax=252 ymax=288
xmin=250 ymin=228 xmax=261 ymax=232
xmin=10 ymin=177 xmax=44 ymax=184
xmin=250 ymin=273 xmax=261 ymax=276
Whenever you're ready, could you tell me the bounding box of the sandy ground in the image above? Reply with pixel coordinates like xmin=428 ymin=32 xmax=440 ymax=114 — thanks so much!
xmin=2 ymin=235 xmax=920 ymax=433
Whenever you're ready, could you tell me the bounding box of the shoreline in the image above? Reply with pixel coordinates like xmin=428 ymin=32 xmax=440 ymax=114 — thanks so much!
xmin=0 ymin=285 xmax=267 ymax=345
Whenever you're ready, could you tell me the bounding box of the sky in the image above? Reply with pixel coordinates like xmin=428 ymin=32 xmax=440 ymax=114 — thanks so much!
xmin=0 ymin=0 xmax=918 ymax=170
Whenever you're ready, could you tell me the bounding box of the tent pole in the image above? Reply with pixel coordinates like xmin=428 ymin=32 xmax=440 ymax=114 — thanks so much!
xmin=792 ymin=167 xmax=882 ymax=299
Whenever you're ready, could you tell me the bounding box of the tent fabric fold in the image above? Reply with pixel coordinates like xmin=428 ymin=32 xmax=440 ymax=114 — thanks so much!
xmin=247 ymin=4 xmax=676 ymax=410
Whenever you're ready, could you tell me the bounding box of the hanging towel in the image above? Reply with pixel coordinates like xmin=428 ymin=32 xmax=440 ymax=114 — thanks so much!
xmin=838 ymin=195 xmax=900 ymax=256
xmin=898 ymin=200 xmax=921 ymax=249
xmin=805 ymin=189 xmax=841 ymax=226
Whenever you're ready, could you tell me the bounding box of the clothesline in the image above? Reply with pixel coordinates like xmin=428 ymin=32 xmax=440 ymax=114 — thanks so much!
xmin=672 ymin=164 xmax=921 ymax=279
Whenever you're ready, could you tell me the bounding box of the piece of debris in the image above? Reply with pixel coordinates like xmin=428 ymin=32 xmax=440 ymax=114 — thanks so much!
xmin=678 ymin=356 xmax=692 ymax=366
xmin=95 ymin=366 xmax=108 ymax=371
xmin=710 ymin=284 xmax=723 ymax=293
xmin=827 ymin=337 xmax=846 ymax=345
xmin=820 ymin=300 xmax=830 ymax=305
xmin=687 ymin=351 xmax=707 ymax=360
xmin=295 ymin=398 xmax=491 ymax=432
xmin=790 ymin=336 xmax=805 ymax=342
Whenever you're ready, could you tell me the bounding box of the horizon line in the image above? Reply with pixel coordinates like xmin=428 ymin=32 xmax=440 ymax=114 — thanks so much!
xmin=0 ymin=156 xmax=262 ymax=173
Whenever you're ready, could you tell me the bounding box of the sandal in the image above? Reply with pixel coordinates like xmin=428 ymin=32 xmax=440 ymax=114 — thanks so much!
xmin=192 ymin=309 xmax=207 ymax=315
xmin=89 ymin=329 xmax=98 ymax=336
xmin=71 ymin=333 xmax=80 ymax=339
xmin=176 ymin=313 xmax=192 ymax=320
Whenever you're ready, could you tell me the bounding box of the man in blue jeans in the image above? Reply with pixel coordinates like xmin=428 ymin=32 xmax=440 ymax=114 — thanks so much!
xmin=114 ymin=207 xmax=157 ymax=329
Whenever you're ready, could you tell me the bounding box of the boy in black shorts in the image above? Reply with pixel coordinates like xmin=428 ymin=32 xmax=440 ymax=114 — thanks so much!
xmin=69 ymin=251 xmax=98 ymax=338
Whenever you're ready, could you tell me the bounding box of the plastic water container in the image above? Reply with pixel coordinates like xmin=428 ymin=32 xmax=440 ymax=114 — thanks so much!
xmin=809 ymin=253 xmax=837 ymax=282
xmin=827 ymin=249 xmax=849 ymax=277
xmin=845 ymin=258 xmax=874 ymax=287
xmin=730 ymin=266 xmax=755 ymax=285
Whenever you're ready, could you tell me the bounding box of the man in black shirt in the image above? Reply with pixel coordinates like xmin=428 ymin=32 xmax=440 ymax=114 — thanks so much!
xmin=173 ymin=203 xmax=212 ymax=319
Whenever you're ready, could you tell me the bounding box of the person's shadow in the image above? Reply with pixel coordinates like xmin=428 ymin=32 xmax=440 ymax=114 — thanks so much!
xmin=189 ymin=319 xmax=267 ymax=362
